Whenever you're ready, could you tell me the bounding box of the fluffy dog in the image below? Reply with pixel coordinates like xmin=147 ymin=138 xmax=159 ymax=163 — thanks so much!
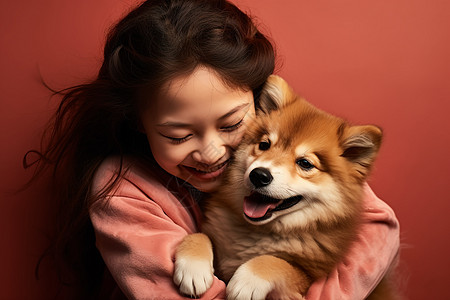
xmin=174 ymin=75 xmax=394 ymax=299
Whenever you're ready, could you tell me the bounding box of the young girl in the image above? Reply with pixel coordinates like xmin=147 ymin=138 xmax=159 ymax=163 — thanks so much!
xmin=29 ymin=0 xmax=399 ymax=299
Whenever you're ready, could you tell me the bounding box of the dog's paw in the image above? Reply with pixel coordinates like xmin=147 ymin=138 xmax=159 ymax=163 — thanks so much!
xmin=173 ymin=256 xmax=214 ymax=298
xmin=226 ymin=264 xmax=273 ymax=300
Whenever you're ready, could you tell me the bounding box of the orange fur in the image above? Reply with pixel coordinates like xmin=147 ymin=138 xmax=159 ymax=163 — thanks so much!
xmin=175 ymin=233 xmax=213 ymax=260
xmin=246 ymin=255 xmax=310 ymax=298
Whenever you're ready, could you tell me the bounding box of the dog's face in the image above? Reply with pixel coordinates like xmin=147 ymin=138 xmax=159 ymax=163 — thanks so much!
xmin=228 ymin=76 xmax=382 ymax=232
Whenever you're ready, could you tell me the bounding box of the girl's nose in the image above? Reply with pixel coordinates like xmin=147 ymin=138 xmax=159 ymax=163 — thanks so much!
xmin=192 ymin=136 xmax=226 ymax=166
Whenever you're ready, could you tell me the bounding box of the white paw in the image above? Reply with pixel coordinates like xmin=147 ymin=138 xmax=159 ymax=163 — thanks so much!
xmin=173 ymin=256 xmax=214 ymax=298
xmin=226 ymin=264 xmax=273 ymax=300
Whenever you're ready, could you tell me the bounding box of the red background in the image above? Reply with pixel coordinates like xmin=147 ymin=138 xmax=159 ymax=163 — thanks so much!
xmin=1 ymin=0 xmax=449 ymax=299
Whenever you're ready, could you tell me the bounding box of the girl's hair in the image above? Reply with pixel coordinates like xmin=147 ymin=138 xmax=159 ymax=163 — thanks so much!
xmin=26 ymin=0 xmax=275 ymax=298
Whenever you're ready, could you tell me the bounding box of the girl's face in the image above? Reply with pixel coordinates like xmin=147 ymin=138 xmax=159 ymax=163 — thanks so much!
xmin=140 ymin=67 xmax=255 ymax=192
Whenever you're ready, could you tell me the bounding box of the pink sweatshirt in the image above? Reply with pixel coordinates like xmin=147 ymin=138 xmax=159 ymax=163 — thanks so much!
xmin=90 ymin=157 xmax=399 ymax=300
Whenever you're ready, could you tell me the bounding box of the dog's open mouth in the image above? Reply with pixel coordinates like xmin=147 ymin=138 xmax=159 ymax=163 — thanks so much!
xmin=243 ymin=192 xmax=303 ymax=222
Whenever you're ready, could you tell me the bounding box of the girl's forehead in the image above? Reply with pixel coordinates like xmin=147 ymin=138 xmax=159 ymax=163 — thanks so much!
xmin=144 ymin=67 xmax=253 ymax=118
xmin=162 ymin=67 xmax=245 ymax=99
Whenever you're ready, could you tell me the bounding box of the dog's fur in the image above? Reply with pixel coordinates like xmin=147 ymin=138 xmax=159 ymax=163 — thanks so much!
xmin=174 ymin=75 xmax=395 ymax=299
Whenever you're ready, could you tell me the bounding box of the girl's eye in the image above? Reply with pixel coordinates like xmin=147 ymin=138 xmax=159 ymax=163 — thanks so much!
xmin=296 ymin=158 xmax=315 ymax=171
xmin=259 ymin=140 xmax=271 ymax=150
xmin=221 ymin=119 xmax=244 ymax=132
xmin=161 ymin=134 xmax=192 ymax=144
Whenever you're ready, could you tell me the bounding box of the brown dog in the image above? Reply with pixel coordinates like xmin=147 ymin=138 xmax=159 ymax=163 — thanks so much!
xmin=174 ymin=75 xmax=395 ymax=299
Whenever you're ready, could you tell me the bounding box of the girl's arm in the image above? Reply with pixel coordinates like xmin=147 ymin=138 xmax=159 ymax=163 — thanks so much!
xmin=89 ymin=159 xmax=226 ymax=300
xmin=305 ymin=184 xmax=400 ymax=299
xmin=90 ymin=195 xmax=225 ymax=300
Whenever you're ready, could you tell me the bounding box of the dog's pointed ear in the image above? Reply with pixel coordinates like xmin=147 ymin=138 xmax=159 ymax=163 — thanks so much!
xmin=340 ymin=124 xmax=383 ymax=180
xmin=257 ymin=75 xmax=298 ymax=115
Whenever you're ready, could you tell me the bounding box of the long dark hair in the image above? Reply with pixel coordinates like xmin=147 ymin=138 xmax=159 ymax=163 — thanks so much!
xmin=26 ymin=0 xmax=275 ymax=298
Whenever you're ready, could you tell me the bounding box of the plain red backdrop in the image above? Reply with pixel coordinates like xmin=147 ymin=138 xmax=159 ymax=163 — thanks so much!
xmin=1 ymin=0 xmax=449 ymax=299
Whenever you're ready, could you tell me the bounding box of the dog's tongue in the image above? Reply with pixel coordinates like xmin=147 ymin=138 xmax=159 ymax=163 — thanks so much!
xmin=244 ymin=195 xmax=281 ymax=219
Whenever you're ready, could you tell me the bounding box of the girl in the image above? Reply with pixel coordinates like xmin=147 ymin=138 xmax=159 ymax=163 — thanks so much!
xmin=28 ymin=0 xmax=399 ymax=299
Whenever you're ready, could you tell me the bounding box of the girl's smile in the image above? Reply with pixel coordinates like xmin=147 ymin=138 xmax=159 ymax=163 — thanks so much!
xmin=140 ymin=66 xmax=255 ymax=192
xmin=182 ymin=158 xmax=230 ymax=181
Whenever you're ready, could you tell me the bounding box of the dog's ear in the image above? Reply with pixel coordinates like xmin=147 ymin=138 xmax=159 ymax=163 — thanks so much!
xmin=257 ymin=75 xmax=298 ymax=115
xmin=340 ymin=124 xmax=383 ymax=180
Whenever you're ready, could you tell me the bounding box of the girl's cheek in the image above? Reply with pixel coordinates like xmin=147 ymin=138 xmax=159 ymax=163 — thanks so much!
xmin=154 ymin=143 xmax=192 ymax=165
xmin=231 ymin=130 xmax=246 ymax=148
xmin=147 ymin=134 xmax=184 ymax=163
xmin=224 ymin=125 xmax=248 ymax=148
xmin=230 ymin=110 xmax=256 ymax=147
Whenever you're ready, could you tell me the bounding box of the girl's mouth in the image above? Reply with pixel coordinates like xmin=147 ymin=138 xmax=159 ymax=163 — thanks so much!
xmin=183 ymin=159 xmax=230 ymax=180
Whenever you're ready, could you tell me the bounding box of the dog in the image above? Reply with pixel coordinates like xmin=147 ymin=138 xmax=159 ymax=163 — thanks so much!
xmin=173 ymin=75 xmax=394 ymax=299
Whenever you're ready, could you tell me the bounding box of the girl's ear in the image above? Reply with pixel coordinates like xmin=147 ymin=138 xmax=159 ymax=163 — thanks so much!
xmin=257 ymin=75 xmax=299 ymax=115
xmin=340 ymin=124 xmax=383 ymax=180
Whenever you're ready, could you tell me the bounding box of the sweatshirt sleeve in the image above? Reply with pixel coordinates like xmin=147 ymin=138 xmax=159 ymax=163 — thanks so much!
xmin=305 ymin=184 xmax=400 ymax=300
xmin=89 ymin=160 xmax=226 ymax=300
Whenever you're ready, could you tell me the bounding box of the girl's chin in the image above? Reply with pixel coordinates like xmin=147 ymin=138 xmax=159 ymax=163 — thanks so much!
xmin=183 ymin=172 xmax=223 ymax=192
xmin=190 ymin=181 xmax=221 ymax=193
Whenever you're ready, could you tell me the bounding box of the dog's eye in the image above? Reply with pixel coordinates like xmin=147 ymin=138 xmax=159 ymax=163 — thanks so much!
xmin=259 ymin=140 xmax=271 ymax=151
xmin=296 ymin=158 xmax=315 ymax=171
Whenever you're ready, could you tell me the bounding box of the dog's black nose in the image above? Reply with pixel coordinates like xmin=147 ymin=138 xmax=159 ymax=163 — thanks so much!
xmin=249 ymin=168 xmax=273 ymax=188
